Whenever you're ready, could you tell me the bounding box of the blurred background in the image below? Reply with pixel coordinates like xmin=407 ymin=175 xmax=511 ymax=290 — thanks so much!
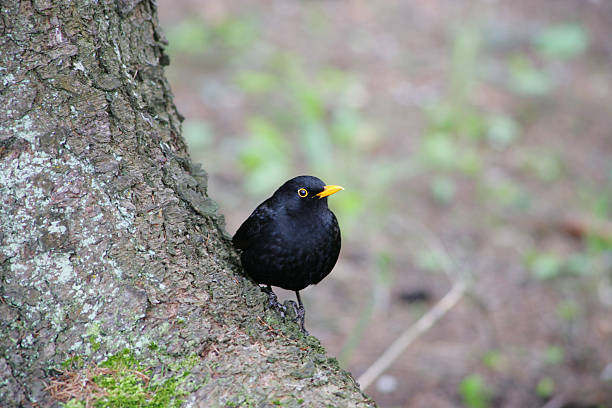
xmin=158 ymin=1 xmax=612 ymax=406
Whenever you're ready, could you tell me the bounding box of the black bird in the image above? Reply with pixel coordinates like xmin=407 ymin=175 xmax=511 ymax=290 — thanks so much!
xmin=233 ymin=175 xmax=343 ymax=334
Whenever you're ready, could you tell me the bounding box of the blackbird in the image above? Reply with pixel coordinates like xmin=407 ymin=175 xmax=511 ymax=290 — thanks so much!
xmin=233 ymin=175 xmax=343 ymax=334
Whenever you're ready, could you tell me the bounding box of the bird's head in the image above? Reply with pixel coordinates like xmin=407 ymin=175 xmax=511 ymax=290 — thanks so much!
xmin=273 ymin=175 xmax=343 ymax=213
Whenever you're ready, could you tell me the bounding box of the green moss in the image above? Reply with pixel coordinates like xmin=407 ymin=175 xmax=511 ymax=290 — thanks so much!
xmin=61 ymin=349 xmax=196 ymax=408
xmin=93 ymin=371 xmax=153 ymax=407
xmin=226 ymin=394 xmax=256 ymax=408
xmin=180 ymin=353 xmax=200 ymax=370
xmin=262 ymin=309 xmax=306 ymax=339
xmin=61 ymin=355 xmax=85 ymax=370
xmin=305 ymin=336 xmax=326 ymax=355
xmin=89 ymin=335 xmax=101 ymax=352
xmin=62 ymin=400 xmax=86 ymax=408
xmin=80 ymin=373 xmax=185 ymax=408
xmin=86 ymin=323 xmax=102 ymax=352
xmin=99 ymin=348 xmax=139 ymax=370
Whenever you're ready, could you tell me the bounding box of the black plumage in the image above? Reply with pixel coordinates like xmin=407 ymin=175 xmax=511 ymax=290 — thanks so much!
xmin=233 ymin=175 xmax=343 ymax=333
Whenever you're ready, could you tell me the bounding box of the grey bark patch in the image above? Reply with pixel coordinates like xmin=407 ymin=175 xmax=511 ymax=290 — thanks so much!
xmin=94 ymin=73 xmax=122 ymax=90
xmin=0 ymin=81 xmax=37 ymax=122
xmin=291 ymin=358 xmax=316 ymax=379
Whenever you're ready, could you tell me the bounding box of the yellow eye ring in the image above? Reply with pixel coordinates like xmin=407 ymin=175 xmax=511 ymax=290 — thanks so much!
xmin=297 ymin=188 xmax=308 ymax=198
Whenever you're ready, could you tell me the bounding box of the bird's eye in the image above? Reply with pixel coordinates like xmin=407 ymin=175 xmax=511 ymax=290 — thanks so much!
xmin=297 ymin=188 xmax=308 ymax=198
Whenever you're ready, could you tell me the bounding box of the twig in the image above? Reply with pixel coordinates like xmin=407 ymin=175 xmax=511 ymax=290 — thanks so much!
xmin=357 ymin=280 xmax=467 ymax=391
xmin=356 ymin=224 xmax=470 ymax=391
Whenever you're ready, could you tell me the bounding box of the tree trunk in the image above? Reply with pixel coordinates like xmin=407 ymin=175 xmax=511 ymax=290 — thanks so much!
xmin=0 ymin=1 xmax=373 ymax=406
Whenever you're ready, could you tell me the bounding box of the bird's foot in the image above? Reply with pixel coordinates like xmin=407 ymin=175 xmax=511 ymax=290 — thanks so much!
xmin=261 ymin=286 xmax=286 ymax=318
xmin=296 ymin=306 xmax=309 ymax=336
xmin=287 ymin=300 xmax=309 ymax=336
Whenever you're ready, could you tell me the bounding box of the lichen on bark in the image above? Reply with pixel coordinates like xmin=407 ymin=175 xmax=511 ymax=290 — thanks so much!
xmin=0 ymin=1 xmax=373 ymax=406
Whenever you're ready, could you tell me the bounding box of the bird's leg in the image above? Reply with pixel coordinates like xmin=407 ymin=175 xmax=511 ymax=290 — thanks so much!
xmin=294 ymin=291 xmax=309 ymax=336
xmin=261 ymin=285 xmax=286 ymax=317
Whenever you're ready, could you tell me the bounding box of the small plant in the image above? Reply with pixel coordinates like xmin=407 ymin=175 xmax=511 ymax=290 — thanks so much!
xmin=482 ymin=350 xmax=505 ymax=372
xmin=524 ymin=250 xmax=598 ymax=281
xmin=459 ymin=374 xmax=491 ymax=408
xmin=524 ymin=251 xmax=563 ymax=280
xmin=534 ymin=23 xmax=589 ymax=60
xmin=508 ymin=56 xmax=553 ymax=96
xmin=543 ymin=345 xmax=565 ymax=365
xmin=536 ymin=377 xmax=555 ymax=398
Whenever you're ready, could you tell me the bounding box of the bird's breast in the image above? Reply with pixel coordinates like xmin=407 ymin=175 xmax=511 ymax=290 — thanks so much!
xmin=239 ymin=208 xmax=339 ymax=291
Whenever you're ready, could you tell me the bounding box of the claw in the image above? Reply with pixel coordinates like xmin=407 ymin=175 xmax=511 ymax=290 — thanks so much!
xmin=261 ymin=285 xmax=286 ymax=318
xmin=260 ymin=286 xmax=309 ymax=335
xmin=294 ymin=291 xmax=309 ymax=336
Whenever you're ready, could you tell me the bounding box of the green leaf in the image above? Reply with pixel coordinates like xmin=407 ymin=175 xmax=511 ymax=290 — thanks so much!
xmin=421 ymin=132 xmax=457 ymax=168
xmin=459 ymin=374 xmax=490 ymax=408
xmin=457 ymin=109 xmax=486 ymax=140
xmin=536 ymin=377 xmax=555 ymax=398
xmin=296 ymin=87 xmax=325 ymax=121
xmin=535 ymin=23 xmax=589 ymax=59
xmin=482 ymin=350 xmax=504 ymax=371
xmin=543 ymin=345 xmax=565 ymax=365
xmin=509 ymin=56 xmax=553 ymax=96
xmin=524 ymin=252 xmax=563 ymax=280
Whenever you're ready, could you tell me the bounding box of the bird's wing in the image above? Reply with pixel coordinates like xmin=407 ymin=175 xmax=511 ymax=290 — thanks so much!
xmin=232 ymin=200 xmax=276 ymax=250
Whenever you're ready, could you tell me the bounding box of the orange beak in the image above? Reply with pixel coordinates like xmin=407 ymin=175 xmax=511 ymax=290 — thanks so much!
xmin=315 ymin=185 xmax=344 ymax=199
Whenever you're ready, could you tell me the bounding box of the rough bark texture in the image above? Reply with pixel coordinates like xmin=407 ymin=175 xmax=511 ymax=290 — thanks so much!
xmin=0 ymin=1 xmax=373 ymax=406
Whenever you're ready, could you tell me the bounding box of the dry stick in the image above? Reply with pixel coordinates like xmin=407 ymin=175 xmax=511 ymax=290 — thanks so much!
xmin=357 ymin=280 xmax=467 ymax=391
xmin=357 ymin=225 xmax=468 ymax=391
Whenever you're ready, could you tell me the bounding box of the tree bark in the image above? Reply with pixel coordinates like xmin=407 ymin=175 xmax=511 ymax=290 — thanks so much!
xmin=0 ymin=1 xmax=373 ymax=406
